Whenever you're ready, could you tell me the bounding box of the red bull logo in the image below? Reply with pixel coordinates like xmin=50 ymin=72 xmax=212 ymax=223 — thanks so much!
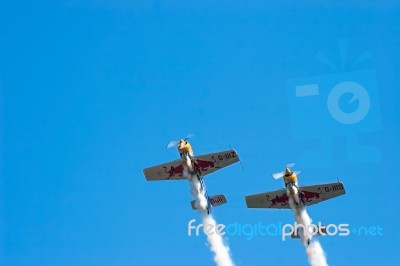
xmin=163 ymin=165 xmax=184 ymax=178
xmin=299 ymin=190 xmax=322 ymax=202
xmin=194 ymin=159 xmax=216 ymax=173
xmin=268 ymin=193 xmax=289 ymax=206
xmin=210 ymin=196 xmax=223 ymax=205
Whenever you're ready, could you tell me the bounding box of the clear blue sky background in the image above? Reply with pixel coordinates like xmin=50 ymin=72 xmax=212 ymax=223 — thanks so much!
xmin=1 ymin=1 xmax=399 ymax=266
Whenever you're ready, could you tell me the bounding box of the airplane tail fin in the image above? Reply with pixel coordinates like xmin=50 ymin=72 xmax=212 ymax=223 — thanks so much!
xmin=190 ymin=194 xmax=227 ymax=210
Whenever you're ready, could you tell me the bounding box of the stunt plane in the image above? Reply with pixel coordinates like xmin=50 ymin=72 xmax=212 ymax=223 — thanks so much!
xmin=143 ymin=135 xmax=240 ymax=214
xmin=245 ymin=163 xmax=346 ymax=244
xmin=245 ymin=163 xmax=346 ymax=209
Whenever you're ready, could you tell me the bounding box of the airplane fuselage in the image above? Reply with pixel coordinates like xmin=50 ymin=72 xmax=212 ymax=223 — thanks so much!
xmin=179 ymin=148 xmax=212 ymax=214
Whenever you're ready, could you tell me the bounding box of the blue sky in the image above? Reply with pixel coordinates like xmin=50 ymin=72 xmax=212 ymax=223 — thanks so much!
xmin=1 ymin=1 xmax=399 ymax=265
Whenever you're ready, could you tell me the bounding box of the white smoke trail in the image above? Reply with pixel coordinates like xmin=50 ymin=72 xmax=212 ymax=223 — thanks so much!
xmin=185 ymin=166 xmax=235 ymax=266
xmin=306 ymin=240 xmax=328 ymax=266
xmin=287 ymin=189 xmax=328 ymax=266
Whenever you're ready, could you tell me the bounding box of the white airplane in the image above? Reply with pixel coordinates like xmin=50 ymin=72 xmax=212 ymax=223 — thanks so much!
xmin=245 ymin=164 xmax=346 ymax=245
xmin=245 ymin=164 xmax=346 ymax=209
xmin=143 ymin=136 xmax=240 ymax=214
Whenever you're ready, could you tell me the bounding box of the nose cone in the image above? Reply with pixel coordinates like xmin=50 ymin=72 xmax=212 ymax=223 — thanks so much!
xmin=178 ymin=139 xmax=188 ymax=151
xmin=285 ymin=168 xmax=292 ymax=176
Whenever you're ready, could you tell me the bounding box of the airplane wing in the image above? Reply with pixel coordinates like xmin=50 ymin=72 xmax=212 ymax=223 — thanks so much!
xmin=143 ymin=149 xmax=239 ymax=181
xmin=245 ymin=182 xmax=346 ymax=209
xmin=194 ymin=149 xmax=240 ymax=177
xmin=143 ymin=159 xmax=186 ymax=181
xmin=245 ymin=188 xmax=290 ymax=209
xmin=298 ymin=182 xmax=346 ymax=206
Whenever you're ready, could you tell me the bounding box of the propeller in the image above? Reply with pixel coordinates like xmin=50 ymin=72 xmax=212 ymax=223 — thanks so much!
xmin=272 ymin=163 xmax=300 ymax=180
xmin=166 ymin=134 xmax=194 ymax=148
xmin=286 ymin=162 xmax=296 ymax=168
xmin=272 ymin=172 xmax=284 ymax=180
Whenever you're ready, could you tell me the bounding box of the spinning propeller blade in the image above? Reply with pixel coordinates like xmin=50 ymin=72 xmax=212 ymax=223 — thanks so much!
xmin=272 ymin=172 xmax=284 ymax=179
xmin=286 ymin=162 xmax=296 ymax=168
xmin=166 ymin=141 xmax=179 ymax=148
xmin=184 ymin=134 xmax=194 ymax=141
xmin=166 ymin=134 xmax=194 ymax=148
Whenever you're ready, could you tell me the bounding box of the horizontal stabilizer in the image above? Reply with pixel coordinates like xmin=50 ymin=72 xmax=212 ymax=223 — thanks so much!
xmin=291 ymin=226 xmax=327 ymax=238
xmin=191 ymin=194 xmax=227 ymax=210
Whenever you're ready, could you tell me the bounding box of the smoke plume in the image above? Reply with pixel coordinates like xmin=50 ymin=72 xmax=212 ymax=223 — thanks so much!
xmin=185 ymin=165 xmax=235 ymax=266
xmin=287 ymin=189 xmax=328 ymax=266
